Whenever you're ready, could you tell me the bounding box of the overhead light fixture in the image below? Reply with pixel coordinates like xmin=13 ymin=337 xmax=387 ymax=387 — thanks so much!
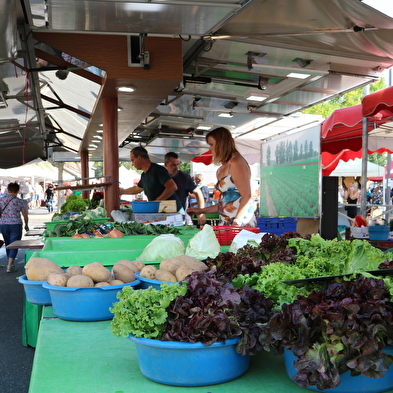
xmin=93 ymin=135 xmax=102 ymax=140
xmin=287 ymin=72 xmax=310 ymax=79
xmin=118 ymin=107 xmax=123 ymax=112
xmin=89 ymin=143 xmax=97 ymax=148
xmin=218 ymin=112 xmax=233 ymax=118
xmin=96 ymin=129 xmax=103 ymax=133
xmin=197 ymin=125 xmax=211 ymax=130
xmin=116 ymin=86 xmax=137 ymax=93
xmin=246 ymin=95 xmax=267 ymax=102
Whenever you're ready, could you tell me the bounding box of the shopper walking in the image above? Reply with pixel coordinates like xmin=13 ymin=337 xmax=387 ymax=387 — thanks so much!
xmin=0 ymin=182 xmax=29 ymax=272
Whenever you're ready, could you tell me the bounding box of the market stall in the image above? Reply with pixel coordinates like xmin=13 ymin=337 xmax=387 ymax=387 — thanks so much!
xmin=23 ymin=230 xmax=393 ymax=393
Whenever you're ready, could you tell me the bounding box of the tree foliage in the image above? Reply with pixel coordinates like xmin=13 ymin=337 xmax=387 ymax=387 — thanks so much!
xmin=303 ymin=78 xmax=389 ymax=166
xmin=302 ymin=78 xmax=387 ymax=119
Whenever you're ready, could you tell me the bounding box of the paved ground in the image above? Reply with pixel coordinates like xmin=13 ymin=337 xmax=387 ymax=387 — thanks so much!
xmin=0 ymin=207 xmax=53 ymax=393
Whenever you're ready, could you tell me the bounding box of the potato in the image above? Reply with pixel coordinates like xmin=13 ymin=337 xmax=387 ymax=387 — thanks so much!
xmin=47 ymin=272 xmax=68 ymax=287
xmin=114 ymin=259 xmax=139 ymax=273
xmin=175 ymin=265 xmax=195 ymax=281
xmin=82 ymin=262 xmax=111 ymax=283
xmin=139 ymin=265 xmax=157 ymax=280
xmin=25 ymin=257 xmax=64 ymax=281
xmin=67 ymin=274 xmax=94 ymax=287
xmin=112 ymin=264 xmax=135 ymax=283
xmin=131 ymin=260 xmax=145 ymax=271
xmin=160 ymin=257 xmax=184 ymax=276
xmin=178 ymin=255 xmax=208 ymax=271
xmin=66 ymin=265 xmax=83 ymax=276
xmin=95 ymin=281 xmax=111 ymax=287
xmin=155 ymin=269 xmax=177 ymax=282
xmin=109 ymin=279 xmax=124 ymax=286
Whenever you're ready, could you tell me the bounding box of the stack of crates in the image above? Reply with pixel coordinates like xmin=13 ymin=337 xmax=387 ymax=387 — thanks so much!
xmin=257 ymin=217 xmax=298 ymax=236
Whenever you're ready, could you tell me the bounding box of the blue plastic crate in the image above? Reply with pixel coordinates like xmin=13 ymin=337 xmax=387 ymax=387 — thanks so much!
xmin=257 ymin=217 xmax=297 ymax=236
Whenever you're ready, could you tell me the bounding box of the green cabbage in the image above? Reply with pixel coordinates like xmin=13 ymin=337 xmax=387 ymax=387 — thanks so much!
xmin=137 ymin=234 xmax=185 ymax=261
xmin=185 ymin=224 xmax=221 ymax=259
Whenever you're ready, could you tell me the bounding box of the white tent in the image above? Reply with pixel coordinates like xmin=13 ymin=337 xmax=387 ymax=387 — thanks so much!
xmin=0 ymin=160 xmax=57 ymax=184
xmin=329 ymin=158 xmax=384 ymax=178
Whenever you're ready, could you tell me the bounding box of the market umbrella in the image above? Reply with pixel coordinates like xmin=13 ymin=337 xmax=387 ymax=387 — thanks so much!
xmin=321 ymin=105 xmax=387 ymax=175
xmin=191 ymin=150 xmax=213 ymax=165
xmin=362 ymin=86 xmax=393 ymax=118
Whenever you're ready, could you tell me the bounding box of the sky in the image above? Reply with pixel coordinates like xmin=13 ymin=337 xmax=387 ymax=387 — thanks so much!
xmin=362 ymin=0 xmax=393 ymax=18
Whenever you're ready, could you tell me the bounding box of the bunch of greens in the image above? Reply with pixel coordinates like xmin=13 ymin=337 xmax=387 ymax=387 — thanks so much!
xmin=43 ymin=216 xmax=104 ymax=237
xmin=110 ymin=282 xmax=187 ymax=339
xmin=204 ymin=251 xmax=264 ymax=282
xmin=113 ymin=221 xmax=180 ymax=236
xmin=235 ymin=232 xmax=302 ymax=265
xmin=60 ymin=195 xmax=89 ymax=214
xmin=261 ymin=276 xmax=393 ymax=391
xmin=161 ymin=268 xmax=276 ymax=356
xmin=288 ymin=234 xmax=391 ymax=275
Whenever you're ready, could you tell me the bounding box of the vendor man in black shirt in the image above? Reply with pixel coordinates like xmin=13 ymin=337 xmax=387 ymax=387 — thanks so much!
xmin=164 ymin=152 xmax=206 ymax=225
xmin=121 ymin=146 xmax=182 ymax=211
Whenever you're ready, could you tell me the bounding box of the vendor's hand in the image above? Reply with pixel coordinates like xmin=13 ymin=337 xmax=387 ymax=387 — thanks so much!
xmin=197 ymin=214 xmax=206 ymax=226
xmin=24 ymin=225 xmax=29 ymax=231
xmin=187 ymin=207 xmax=200 ymax=215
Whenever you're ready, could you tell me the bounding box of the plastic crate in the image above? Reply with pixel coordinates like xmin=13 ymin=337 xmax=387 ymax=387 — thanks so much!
xmin=368 ymin=226 xmax=390 ymax=241
xmin=257 ymin=217 xmax=297 ymax=236
xmin=212 ymin=226 xmax=260 ymax=246
xmin=131 ymin=201 xmax=160 ymax=213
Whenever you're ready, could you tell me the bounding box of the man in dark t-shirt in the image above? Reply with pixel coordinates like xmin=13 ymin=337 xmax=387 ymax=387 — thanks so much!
xmin=121 ymin=146 xmax=181 ymax=211
xmin=164 ymin=152 xmax=206 ymax=225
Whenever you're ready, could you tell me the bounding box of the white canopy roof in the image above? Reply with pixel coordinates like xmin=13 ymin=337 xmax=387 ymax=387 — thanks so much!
xmin=329 ymin=158 xmax=384 ymax=178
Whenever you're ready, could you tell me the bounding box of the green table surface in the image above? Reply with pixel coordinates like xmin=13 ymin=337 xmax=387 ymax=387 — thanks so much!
xmin=29 ymin=307 xmax=292 ymax=393
xmin=29 ymin=307 xmax=393 ymax=393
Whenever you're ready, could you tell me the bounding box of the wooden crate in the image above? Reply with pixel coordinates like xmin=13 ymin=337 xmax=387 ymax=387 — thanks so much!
xmin=158 ymin=200 xmax=177 ymax=213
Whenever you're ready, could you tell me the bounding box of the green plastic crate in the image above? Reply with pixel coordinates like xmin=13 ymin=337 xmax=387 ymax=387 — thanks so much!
xmin=43 ymin=233 xmax=197 ymax=252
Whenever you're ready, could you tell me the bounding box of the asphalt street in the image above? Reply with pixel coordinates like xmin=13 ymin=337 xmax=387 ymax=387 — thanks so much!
xmin=1 ymin=207 xmax=53 ymax=393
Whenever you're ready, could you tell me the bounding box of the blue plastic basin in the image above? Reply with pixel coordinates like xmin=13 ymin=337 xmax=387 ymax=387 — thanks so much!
xmin=284 ymin=347 xmax=393 ymax=392
xmin=135 ymin=271 xmax=179 ymax=290
xmin=18 ymin=274 xmax=51 ymax=306
xmin=42 ymin=279 xmax=140 ymax=321
xmin=128 ymin=335 xmax=250 ymax=386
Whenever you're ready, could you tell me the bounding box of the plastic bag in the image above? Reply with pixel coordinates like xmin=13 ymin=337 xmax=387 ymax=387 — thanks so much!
xmin=229 ymin=230 xmax=266 ymax=253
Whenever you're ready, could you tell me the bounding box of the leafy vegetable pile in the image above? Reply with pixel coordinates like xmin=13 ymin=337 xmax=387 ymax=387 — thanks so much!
xmin=59 ymin=195 xmax=90 ymax=214
xmin=261 ymin=276 xmax=393 ymax=391
xmin=112 ymin=221 xmax=180 ymax=236
xmin=111 ymin=268 xmax=275 ymax=356
xmin=110 ymin=283 xmax=187 ymax=339
xmin=162 ymin=268 xmax=275 ymax=355
xmin=232 ymin=233 xmax=391 ymax=306
xmin=44 ymin=218 xmax=181 ymax=237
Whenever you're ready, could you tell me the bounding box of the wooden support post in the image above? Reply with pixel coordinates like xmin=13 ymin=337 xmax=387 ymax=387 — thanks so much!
xmin=102 ymin=97 xmax=119 ymax=218
xmin=81 ymin=150 xmax=90 ymax=200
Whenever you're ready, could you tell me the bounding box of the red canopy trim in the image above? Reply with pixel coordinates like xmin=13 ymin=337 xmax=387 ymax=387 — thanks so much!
xmin=362 ymin=86 xmax=393 ymax=118
xmin=321 ymin=105 xmax=363 ymax=139
xmin=191 ymin=150 xmax=213 ymax=165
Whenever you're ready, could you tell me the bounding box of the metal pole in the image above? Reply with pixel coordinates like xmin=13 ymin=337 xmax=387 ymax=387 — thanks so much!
xmin=360 ymin=117 xmax=368 ymax=217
